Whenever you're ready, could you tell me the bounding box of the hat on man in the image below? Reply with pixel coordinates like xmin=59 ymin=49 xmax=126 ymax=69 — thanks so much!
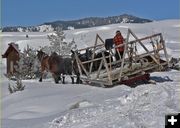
xmin=116 ymin=30 xmax=121 ymax=34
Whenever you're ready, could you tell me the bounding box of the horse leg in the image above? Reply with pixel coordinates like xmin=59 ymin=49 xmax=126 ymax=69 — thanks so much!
xmin=39 ymin=72 xmax=44 ymax=82
xmin=53 ymin=73 xmax=59 ymax=84
xmin=62 ymin=75 xmax=65 ymax=84
xmin=70 ymin=75 xmax=74 ymax=84
xmin=76 ymin=73 xmax=82 ymax=84
xmin=39 ymin=65 xmax=46 ymax=82
xmin=68 ymin=71 xmax=74 ymax=84
xmin=58 ymin=76 xmax=61 ymax=81
xmin=76 ymin=76 xmax=80 ymax=84
xmin=71 ymin=77 xmax=74 ymax=84
xmin=39 ymin=76 xmax=42 ymax=82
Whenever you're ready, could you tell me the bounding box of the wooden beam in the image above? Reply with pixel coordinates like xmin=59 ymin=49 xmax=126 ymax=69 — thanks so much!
xmin=96 ymin=60 xmax=103 ymax=79
xmin=74 ymin=52 xmax=82 ymax=76
xmin=97 ymin=34 xmax=106 ymax=44
xmin=118 ymin=39 xmax=128 ymax=81
xmin=82 ymin=55 xmax=111 ymax=64
xmin=102 ymin=52 xmax=112 ymax=85
xmin=160 ymin=34 xmax=169 ymax=66
xmin=75 ymin=53 xmax=89 ymax=76
xmin=129 ymin=33 xmax=162 ymax=44
xmin=126 ymin=30 xmax=131 ymax=59
xmin=78 ymin=44 xmax=104 ymax=52
xmin=89 ymin=34 xmax=99 ymax=74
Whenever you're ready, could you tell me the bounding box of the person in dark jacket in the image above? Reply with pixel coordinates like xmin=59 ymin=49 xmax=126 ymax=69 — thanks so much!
xmin=113 ymin=30 xmax=124 ymax=61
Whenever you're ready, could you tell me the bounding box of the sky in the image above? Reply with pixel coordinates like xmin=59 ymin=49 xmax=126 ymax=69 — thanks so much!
xmin=1 ymin=0 xmax=180 ymax=27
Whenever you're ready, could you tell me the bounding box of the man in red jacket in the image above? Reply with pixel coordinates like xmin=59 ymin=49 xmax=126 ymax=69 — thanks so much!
xmin=113 ymin=30 xmax=124 ymax=61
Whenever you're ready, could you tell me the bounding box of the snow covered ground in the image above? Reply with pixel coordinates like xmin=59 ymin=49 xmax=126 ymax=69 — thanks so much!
xmin=1 ymin=19 xmax=180 ymax=128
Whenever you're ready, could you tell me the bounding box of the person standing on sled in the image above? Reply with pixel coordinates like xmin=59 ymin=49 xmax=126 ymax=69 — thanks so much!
xmin=113 ymin=30 xmax=124 ymax=61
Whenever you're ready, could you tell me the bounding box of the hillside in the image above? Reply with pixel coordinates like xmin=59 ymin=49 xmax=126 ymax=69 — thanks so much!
xmin=2 ymin=14 xmax=152 ymax=32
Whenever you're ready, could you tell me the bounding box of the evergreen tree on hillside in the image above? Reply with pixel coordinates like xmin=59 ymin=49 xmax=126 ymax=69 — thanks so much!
xmin=47 ymin=27 xmax=77 ymax=56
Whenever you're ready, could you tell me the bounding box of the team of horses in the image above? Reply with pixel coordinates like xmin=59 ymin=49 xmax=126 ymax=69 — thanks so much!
xmin=37 ymin=50 xmax=79 ymax=84
xmin=37 ymin=49 xmax=112 ymax=84
xmin=36 ymin=39 xmax=115 ymax=84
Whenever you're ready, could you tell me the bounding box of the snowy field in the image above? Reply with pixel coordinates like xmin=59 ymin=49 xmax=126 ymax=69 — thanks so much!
xmin=1 ymin=19 xmax=180 ymax=128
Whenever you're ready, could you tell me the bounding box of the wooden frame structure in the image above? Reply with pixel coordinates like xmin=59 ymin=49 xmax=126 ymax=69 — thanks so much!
xmin=73 ymin=29 xmax=169 ymax=86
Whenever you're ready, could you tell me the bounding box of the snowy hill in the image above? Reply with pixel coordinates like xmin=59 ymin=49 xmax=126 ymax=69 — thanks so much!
xmin=3 ymin=24 xmax=54 ymax=32
xmin=1 ymin=19 xmax=180 ymax=128
xmin=2 ymin=14 xmax=152 ymax=32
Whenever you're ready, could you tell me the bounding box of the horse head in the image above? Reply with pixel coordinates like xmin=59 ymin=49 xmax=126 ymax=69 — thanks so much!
xmin=37 ymin=50 xmax=47 ymax=61
xmin=51 ymin=52 xmax=58 ymax=57
xmin=85 ymin=48 xmax=93 ymax=60
xmin=71 ymin=50 xmax=78 ymax=61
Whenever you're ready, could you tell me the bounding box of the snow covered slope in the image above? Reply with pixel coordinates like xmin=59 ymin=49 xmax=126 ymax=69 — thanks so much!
xmin=1 ymin=20 xmax=180 ymax=56
xmin=1 ymin=19 xmax=180 ymax=128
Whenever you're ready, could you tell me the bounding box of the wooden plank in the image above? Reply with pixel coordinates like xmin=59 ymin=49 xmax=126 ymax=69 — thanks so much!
xmin=90 ymin=34 xmax=106 ymax=74
xmin=74 ymin=52 xmax=82 ymax=76
xmin=126 ymin=31 xmax=131 ymax=59
xmin=118 ymin=37 xmax=128 ymax=81
xmin=75 ymin=53 xmax=89 ymax=76
xmin=89 ymin=34 xmax=99 ymax=74
xmin=82 ymin=57 xmax=103 ymax=64
xmin=108 ymin=53 xmax=112 ymax=76
xmin=78 ymin=44 xmax=104 ymax=52
xmin=97 ymin=34 xmax=106 ymax=44
xmin=82 ymin=55 xmax=112 ymax=64
xmin=129 ymin=33 xmax=162 ymax=44
xmin=102 ymin=52 xmax=112 ymax=85
xmin=160 ymin=34 xmax=169 ymax=66
xmin=96 ymin=60 xmax=103 ymax=79
xmin=80 ymin=77 xmax=111 ymax=86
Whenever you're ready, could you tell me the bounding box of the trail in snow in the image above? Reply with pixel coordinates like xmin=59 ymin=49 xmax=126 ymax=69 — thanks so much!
xmin=48 ymin=71 xmax=180 ymax=128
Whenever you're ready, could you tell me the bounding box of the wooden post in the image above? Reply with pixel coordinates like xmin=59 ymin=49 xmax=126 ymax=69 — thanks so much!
xmin=118 ymin=30 xmax=131 ymax=82
xmin=89 ymin=34 xmax=105 ymax=74
xmin=160 ymin=34 xmax=169 ymax=66
xmin=89 ymin=34 xmax=98 ymax=74
xmin=126 ymin=30 xmax=130 ymax=59
xmin=118 ymin=39 xmax=127 ymax=82
xmin=108 ymin=54 xmax=112 ymax=76
xmin=74 ymin=52 xmax=82 ymax=76
xmin=75 ymin=52 xmax=89 ymax=77
xmin=97 ymin=34 xmax=106 ymax=44
xmin=102 ymin=52 xmax=112 ymax=85
xmin=96 ymin=59 xmax=103 ymax=79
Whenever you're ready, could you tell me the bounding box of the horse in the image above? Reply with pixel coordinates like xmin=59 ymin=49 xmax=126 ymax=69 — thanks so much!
xmin=48 ymin=52 xmax=75 ymax=84
xmin=37 ymin=50 xmax=78 ymax=84
xmin=71 ymin=49 xmax=113 ymax=75
xmin=71 ymin=49 xmax=93 ymax=75
xmin=93 ymin=51 xmax=113 ymax=71
xmin=37 ymin=50 xmax=50 ymax=82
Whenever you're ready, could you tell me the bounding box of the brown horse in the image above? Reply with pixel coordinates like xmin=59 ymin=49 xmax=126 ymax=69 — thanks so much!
xmin=37 ymin=50 xmax=50 ymax=82
xmin=37 ymin=50 xmax=77 ymax=84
